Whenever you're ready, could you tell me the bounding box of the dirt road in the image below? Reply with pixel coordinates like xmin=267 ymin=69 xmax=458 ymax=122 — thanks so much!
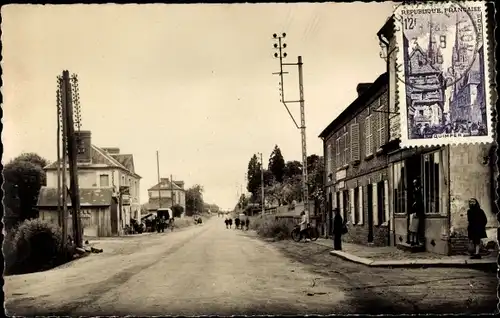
xmin=5 ymin=217 xmax=347 ymax=316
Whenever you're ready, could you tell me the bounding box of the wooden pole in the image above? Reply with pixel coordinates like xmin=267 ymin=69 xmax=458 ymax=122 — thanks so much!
xmin=170 ymin=174 xmax=174 ymax=208
xmin=156 ymin=151 xmax=161 ymax=209
xmin=60 ymin=74 xmax=69 ymax=247
xmin=63 ymin=70 xmax=83 ymax=248
xmin=56 ymin=88 xmax=62 ymax=228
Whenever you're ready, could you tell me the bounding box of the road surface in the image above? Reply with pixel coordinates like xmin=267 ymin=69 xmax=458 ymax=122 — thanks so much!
xmin=5 ymin=217 xmax=346 ymax=316
xmin=5 ymin=216 xmax=497 ymax=315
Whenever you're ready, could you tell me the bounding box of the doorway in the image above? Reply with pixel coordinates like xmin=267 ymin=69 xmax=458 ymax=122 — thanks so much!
xmin=405 ymin=155 xmax=422 ymax=242
xmin=367 ymin=184 xmax=374 ymax=243
xmin=328 ymin=192 xmax=333 ymax=237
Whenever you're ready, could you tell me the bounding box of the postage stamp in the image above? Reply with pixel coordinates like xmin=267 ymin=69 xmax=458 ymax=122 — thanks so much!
xmin=394 ymin=1 xmax=494 ymax=147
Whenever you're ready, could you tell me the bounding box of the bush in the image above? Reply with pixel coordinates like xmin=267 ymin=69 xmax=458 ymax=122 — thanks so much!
xmin=254 ymin=217 xmax=295 ymax=241
xmin=6 ymin=219 xmax=73 ymax=275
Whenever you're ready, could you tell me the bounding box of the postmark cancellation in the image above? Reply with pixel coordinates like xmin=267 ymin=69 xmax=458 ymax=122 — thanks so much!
xmin=394 ymin=1 xmax=494 ymax=147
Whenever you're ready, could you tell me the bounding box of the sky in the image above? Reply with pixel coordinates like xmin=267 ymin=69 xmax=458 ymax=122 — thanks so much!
xmin=2 ymin=3 xmax=393 ymax=211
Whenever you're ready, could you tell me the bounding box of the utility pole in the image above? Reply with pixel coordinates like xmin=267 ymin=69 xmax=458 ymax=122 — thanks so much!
xmin=56 ymin=83 xmax=62 ymax=228
xmin=58 ymin=75 xmax=69 ymax=247
xmin=156 ymin=151 xmax=162 ymax=209
xmin=62 ymin=70 xmax=83 ymax=248
xmin=258 ymin=152 xmax=265 ymax=217
xmin=271 ymin=33 xmax=309 ymax=214
xmin=170 ymin=174 xmax=174 ymax=208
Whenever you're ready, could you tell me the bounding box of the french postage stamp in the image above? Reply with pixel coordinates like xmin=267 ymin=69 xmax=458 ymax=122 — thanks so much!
xmin=394 ymin=1 xmax=494 ymax=147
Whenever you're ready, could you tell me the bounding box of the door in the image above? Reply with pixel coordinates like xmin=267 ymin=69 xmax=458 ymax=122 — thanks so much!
xmin=367 ymin=184 xmax=374 ymax=243
xmin=110 ymin=198 xmax=119 ymax=235
xmin=405 ymin=155 xmax=422 ymax=241
xmin=328 ymin=192 xmax=333 ymax=237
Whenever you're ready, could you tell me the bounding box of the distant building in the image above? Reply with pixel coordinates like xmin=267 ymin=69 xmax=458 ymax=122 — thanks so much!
xmin=145 ymin=178 xmax=186 ymax=213
xmin=38 ymin=130 xmax=142 ymax=237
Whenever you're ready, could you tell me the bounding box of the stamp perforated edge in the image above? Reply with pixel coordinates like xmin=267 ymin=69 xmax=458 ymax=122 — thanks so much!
xmin=393 ymin=0 xmax=496 ymax=148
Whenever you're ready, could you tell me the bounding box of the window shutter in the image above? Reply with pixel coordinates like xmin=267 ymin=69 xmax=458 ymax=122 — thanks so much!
xmin=372 ymin=184 xmax=379 ymax=226
xmin=358 ymin=186 xmax=364 ymax=225
xmin=379 ymin=110 xmax=386 ymax=147
xmin=350 ymin=124 xmax=360 ymax=161
xmin=340 ymin=135 xmax=345 ymax=166
xmin=350 ymin=188 xmax=356 ymax=224
xmin=339 ymin=191 xmax=344 ymax=220
xmin=384 ymin=180 xmax=390 ymax=223
xmin=373 ymin=110 xmax=380 ymax=150
xmin=365 ymin=116 xmax=372 ymax=155
xmin=336 ymin=139 xmax=341 ymax=167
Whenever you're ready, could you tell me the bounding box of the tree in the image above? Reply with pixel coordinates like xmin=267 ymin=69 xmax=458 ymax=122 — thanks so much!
xmin=3 ymin=153 xmax=50 ymax=230
xmin=237 ymin=194 xmax=249 ymax=210
xmin=307 ymin=155 xmax=325 ymax=208
xmin=246 ymin=154 xmax=262 ymax=197
xmin=268 ymin=145 xmax=285 ymax=182
xmin=171 ymin=204 xmax=184 ymax=218
xmin=284 ymin=160 xmax=302 ymax=180
xmin=185 ymin=184 xmax=204 ymax=216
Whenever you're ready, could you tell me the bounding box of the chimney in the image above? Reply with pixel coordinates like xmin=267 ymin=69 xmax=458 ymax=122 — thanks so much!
xmin=174 ymin=181 xmax=184 ymax=189
xmin=160 ymin=178 xmax=169 ymax=184
xmin=102 ymin=147 xmax=120 ymax=154
xmin=75 ymin=130 xmax=92 ymax=163
xmin=356 ymin=83 xmax=373 ymax=97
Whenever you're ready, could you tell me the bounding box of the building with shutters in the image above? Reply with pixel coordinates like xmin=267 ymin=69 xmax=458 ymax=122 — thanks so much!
xmin=39 ymin=130 xmax=142 ymax=237
xmin=319 ymin=72 xmax=392 ymax=247
xmin=377 ymin=14 xmax=497 ymax=255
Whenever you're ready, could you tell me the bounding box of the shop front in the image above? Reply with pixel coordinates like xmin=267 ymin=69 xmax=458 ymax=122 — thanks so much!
xmin=388 ymin=146 xmax=450 ymax=254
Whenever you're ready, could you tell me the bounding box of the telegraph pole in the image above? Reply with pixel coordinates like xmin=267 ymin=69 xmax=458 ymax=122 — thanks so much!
xmin=258 ymin=152 xmax=265 ymax=217
xmin=156 ymin=151 xmax=162 ymax=208
xmin=63 ymin=70 xmax=83 ymax=248
xmin=56 ymin=82 xmax=62 ymax=228
xmin=58 ymin=75 xmax=69 ymax=247
xmin=170 ymin=174 xmax=174 ymax=208
xmin=271 ymin=33 xmax=309 ymax=213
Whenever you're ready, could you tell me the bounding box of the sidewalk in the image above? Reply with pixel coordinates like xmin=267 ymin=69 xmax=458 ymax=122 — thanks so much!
xmin=313 ymin=238 xmax=497 ymax=268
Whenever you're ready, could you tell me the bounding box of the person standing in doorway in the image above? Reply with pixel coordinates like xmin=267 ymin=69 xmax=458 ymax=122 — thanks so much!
xmin=467 ymin=198 xmax=488 ymax=259
xmin=409 ymin=179 xmax=423 ymax=246
xmin=332 ymin=208 xmax=344 ymax=250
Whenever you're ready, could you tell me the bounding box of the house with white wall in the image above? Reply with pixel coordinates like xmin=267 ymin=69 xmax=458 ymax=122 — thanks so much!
xmin=145 ymin=178 xmax=186 ymax=214
xmin=39 ymin=130 xmax=141 ymax=236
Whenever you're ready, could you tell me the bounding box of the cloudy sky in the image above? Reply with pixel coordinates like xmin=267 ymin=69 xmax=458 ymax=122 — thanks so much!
xmin=3 ymin=3 xmax=393 ymax=210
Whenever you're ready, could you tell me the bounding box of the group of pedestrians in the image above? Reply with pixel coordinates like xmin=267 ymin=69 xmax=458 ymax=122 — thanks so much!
xmin=225 ymin=216 xmax=249 ymax=230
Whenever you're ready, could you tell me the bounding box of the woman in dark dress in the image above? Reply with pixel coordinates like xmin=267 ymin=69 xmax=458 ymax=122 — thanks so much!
xmin=228 ymin=218 xmax=233 ymax=229
xmin=332 ymin=208 xmax=344 ymax=251
xmin=467 ymin=198 xmax=488 ymax=259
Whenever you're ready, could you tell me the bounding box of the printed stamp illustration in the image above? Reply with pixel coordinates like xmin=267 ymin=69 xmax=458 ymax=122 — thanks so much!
xmin=394 ymin=1 xmax=493 ymax=147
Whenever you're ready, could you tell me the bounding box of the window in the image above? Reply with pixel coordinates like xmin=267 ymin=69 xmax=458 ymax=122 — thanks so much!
xmin=365 ymin=115 xmax=373 ymax=156
xmin=392 ymin=161 xmax=407 ymax=214
xmin=350 ymin=123 xmax=360 ymax=162
xmin=423 ymin=151 xmax=441 ymax=213
xmin=326 ymin=144 xmax=332 ymax=175
xmin=99 ymin=174 xmax=110 ymax=187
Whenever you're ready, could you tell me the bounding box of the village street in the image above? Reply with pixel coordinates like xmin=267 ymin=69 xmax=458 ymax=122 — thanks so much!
xmin=5 ymin=217 xmax=497 ymax=316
